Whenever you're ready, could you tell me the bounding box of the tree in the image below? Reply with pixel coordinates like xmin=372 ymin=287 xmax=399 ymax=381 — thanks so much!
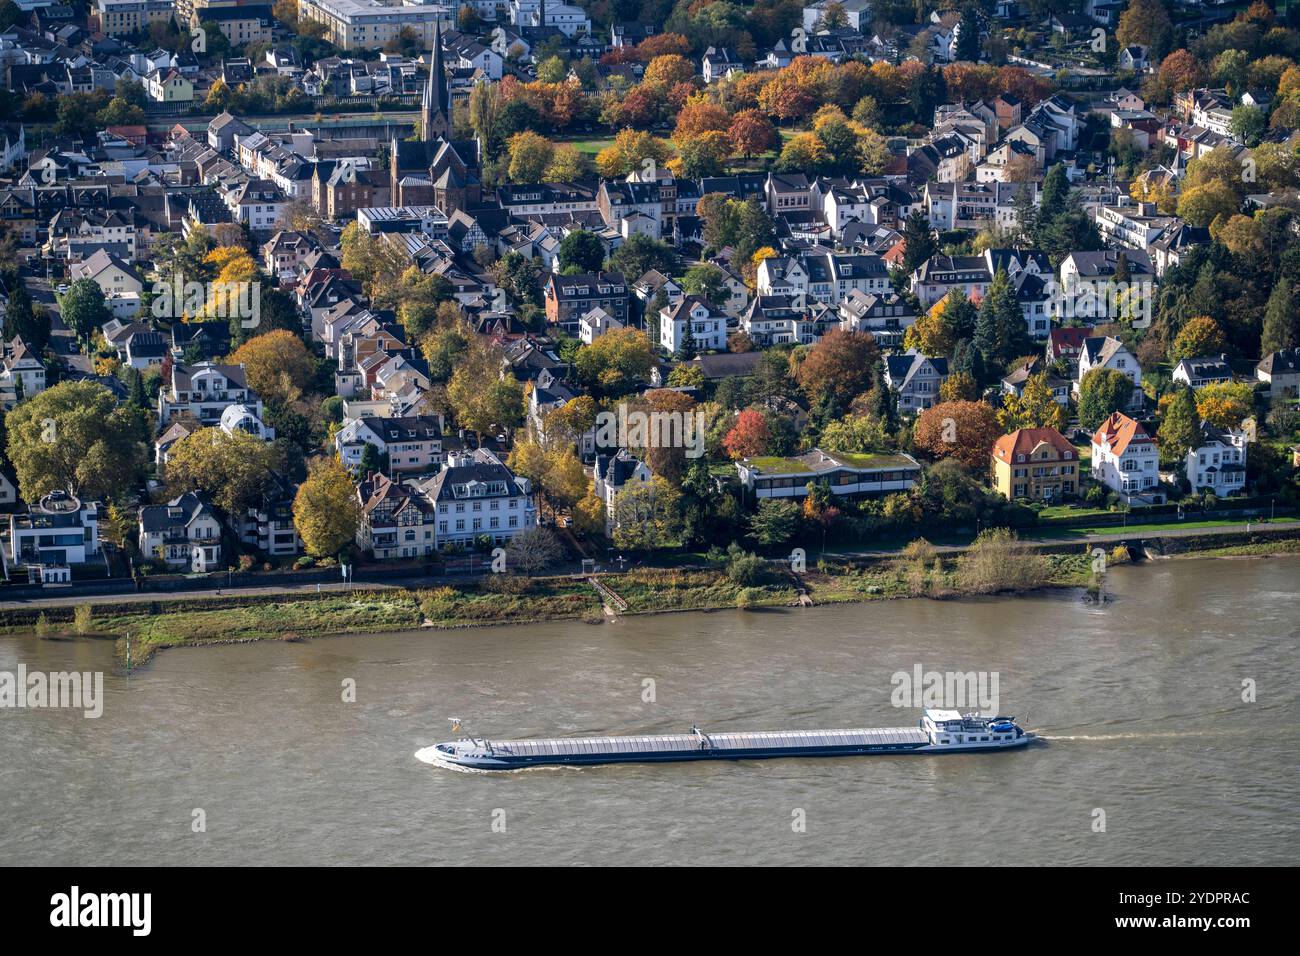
xmin=1116 ymin=0 xmax=1173 ymax=53
xmin=939 ymin=370 xmax=981 ymax=402
xmin=973 ymin=268 xmax=1030 ymax=372
xmin=954 ymin=6 xmax=981 ymax=62
xmin=165 ymin=427 xmax=278 ymax=516
xmin=672 ymin=130 xmax=732 ymax=177
xmin=1230 ymin=105 xmax=1266 ymax=146
xmin=913 ymin=401 xmax=1002 ymax=472
xmin=293 ymin=457 xmax=361 ymax=558
xmin=1077 ymin=367 xmax=1134 ymax=431
xmin=722 ymin=409 xmax=772 ymax=460
xmin=611 ymin=476 xmax=681 ymax=550
xmin=558 ymin=230 xmax=605 ymax=273
xmin=629 ymin=389 xmax=698 ymax=483
xmin=747 ymin=498 xmax=800 ymax=548
xmin=900 ymin=210 xmax=937 ymax=276
xmin=1038 ymin=163 xmax=1071 ymax=226
xmin=667 ymin=364 xmax=705 ymax=389
xmin=672 ymin=98 xmax=730 ymax=143
xmin=447 ymin=339 xmax=524 ymax=439
xmin=1262 ymin=278 xmax=1298 ymax=354
xmin=507 ymin=440 xmax=587 ymax=517
xmin=505 ymin=526 xmax=564 ymax=574
xmin=501 ymin=130 xmax=553 ymax=184
xmin=905 ymin=289 xmax=975 ymax=357
xmin=1157 ymin=386 xmax=1200 ymax=464
xmin=820 ymin=413 xmax=889 ymax=454
xmin=643 ymin=54 xmax=694 ymax=89
xmin=544 ymin=144 xmax=588 ymax=182
xmin=1195 ymin=381 xmax=1254 ymax=430
xmin=794 ymin=329 xmax=879 ymax=407
xmin=1177 ymin=180 xmax=1241 ymax=228
xmin=1170 ymin=316 xmax=1227 ymax=362
xmin=227 ymin=329 xmax=316 ymax=408
xmin=57 ymin=279 xmax=111 ymax=344
xmin=5 ymin=380 xmax=146 ymax=502
xmin=593 ymin=128 xmax=673 ymax=177
xmin=607 ymin=234 xmax=677 ymax=280
xmin=728 ymin=109 xmax=778 ymax=159
xmin=681 ymin=263 xmax=727 ymax=305
xmin=574 ymin=327 xmax=654 ymax=395
xmin=997 ymin=372 xmax=1067 ymax=432
xmin=2 ymin=286 xmax=50 ymax=352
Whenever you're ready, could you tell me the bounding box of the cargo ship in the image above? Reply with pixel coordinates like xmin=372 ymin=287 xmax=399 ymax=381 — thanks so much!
xmin=416 ymin=709 xmax=1032 ymax=771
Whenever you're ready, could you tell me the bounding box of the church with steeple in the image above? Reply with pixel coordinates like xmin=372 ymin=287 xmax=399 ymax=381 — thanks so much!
xmin=420 ymin=19 xmax=451 ymax=141
xmin=389 ymin=18 xmax=481 ymax=214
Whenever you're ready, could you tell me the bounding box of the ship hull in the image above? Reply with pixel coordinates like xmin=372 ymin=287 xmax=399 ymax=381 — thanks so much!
xmin=417 ymin=735 xmax=1032 ymax=771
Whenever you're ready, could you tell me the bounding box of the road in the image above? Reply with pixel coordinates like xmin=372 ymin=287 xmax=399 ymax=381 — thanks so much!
xmin=3 ymin=519 xmax=1297 ymax=611
xmin=27 ymin=273 xmax=94 ymax=375
xmin=821 ymin=518 xmax=1300 ymax=559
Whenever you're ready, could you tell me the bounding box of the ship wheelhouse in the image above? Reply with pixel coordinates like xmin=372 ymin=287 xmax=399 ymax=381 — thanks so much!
xmin=920 ymin=709 xmax=1024 ymax=747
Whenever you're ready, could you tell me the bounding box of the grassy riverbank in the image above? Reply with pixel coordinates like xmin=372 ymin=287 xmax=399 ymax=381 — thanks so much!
xmin=3 ymin=529 xmax=1297 ymax=670
xmin=0 ymin=547 xmax=1097 ymax=669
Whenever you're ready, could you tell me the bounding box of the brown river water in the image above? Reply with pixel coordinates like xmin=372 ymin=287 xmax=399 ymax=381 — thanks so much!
xmin=1 ymin=557 xmax=1296 ymax=865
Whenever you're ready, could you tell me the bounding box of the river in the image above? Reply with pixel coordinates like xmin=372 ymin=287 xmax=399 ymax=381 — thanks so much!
xmin=2 ymin=557 xmax=1296 ymax=866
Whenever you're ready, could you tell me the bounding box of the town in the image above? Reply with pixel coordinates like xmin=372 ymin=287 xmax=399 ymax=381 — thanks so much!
xmin=0 ymin=0 xmax=1297 ymax=602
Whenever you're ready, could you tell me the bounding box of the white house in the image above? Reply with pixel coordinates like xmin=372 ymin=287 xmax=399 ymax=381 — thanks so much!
xmin=219 ymin=403 xmax=276 ymax=441
xmin=335 ymin=415 xmax=444 ymax=474
xmin=1186 ymin=422 xmax=1247 ymax=495
xmin=884 ymin=350 xmax=949 ymax=414
xmin=68 ymin=248 xmax=144 ymax=318
xmin=0 ymin=336 xmax=48 ymax=408
xmin=593 ymin=449 xmax=652 ymax=537
xmin=659 ymin=296 xmax=728 ymax=354
xmin=420 ymin=449 xmax=537 ymax=551
xmin=1256 ymin=348 xmax=1300 ymax=397
xmin=1091 ymin=411 xmax=1163 ymax=504
xmin=1172 ymin=355 xmax=1232 ymax=390
xmin=158 ymin=362 xmax=261 ymax=427
xmin=138 ymin=492 xmax=223 ymax=572
xmin=7 ymin=491 xmax=100 ymax=567
xmin=1076 ymin=335 xmax=1142 ymax=411
xmin=578 ymin=306 xmax=624 ymax=345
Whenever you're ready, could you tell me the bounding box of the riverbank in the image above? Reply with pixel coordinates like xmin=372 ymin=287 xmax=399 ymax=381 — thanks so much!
xmin=0 ymin=546 xmax=1098 ymax=669
xmin=3 ymin=528 xmax=1298 ymax=670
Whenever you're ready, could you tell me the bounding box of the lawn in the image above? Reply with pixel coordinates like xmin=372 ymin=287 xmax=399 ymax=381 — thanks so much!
xmin=1022 ymin=516 xmax=1288 ymax=540
xmin=554 ymin=133 xmax=617 ymax=156
xmin=1037 ymin=504 xmax=1111 ymax=520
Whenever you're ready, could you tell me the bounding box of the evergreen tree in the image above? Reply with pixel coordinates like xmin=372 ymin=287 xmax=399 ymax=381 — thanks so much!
xmin=1012 ymin=181 xmax=1037 ymax=245
xmin=945 ymin=286 xmax=979 ymax=341
xmin=951 ymin=337 xmax=986 ymax=389
xmin=973 ymin=269 xmax=1027 ymax=372
xmin=678 ymin=315 xmax=697 ymax=360
xmin=646 ymin=289 xmax=668 ymax=344
xmin=128 ymin=368 xmax=148 ymax=409
xmin=900 ymin=210 xmax=937 ymax=276
xmin=864 ymin=363 xmax=897 ymax=432
xmin=1114 ymin=251 xmax=1131 ymax=285
xmin=1262 ymin=277 xmax=1298 ymax=355
xmin=955 ymin=6 xmax=981 ymax=62
xmin=1038 ymin=164 xmax=1071 ymax=228
xmin=1158 ymin=386 xmax=1200 ymax=466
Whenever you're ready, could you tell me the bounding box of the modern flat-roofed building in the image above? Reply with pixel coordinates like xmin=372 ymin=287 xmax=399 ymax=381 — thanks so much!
xmin=736 ymin=448 xmax=922 ymax=502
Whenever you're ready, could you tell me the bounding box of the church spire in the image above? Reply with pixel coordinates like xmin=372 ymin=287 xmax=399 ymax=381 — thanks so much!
xmin=422 ymin=19 xmax=450 ymax=142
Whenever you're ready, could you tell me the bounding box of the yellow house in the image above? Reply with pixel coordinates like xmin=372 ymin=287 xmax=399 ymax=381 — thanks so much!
xmin=991 ymin=427 xmax=1079 ymax=502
